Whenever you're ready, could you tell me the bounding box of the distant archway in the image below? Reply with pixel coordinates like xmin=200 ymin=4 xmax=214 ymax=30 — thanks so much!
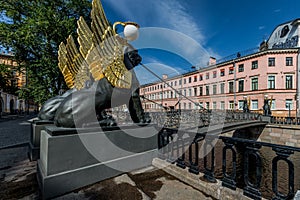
xmin=0 ymin=97 xmax=3 ymax=115
xmin=10 ymin=99 xmax=14 ymax=114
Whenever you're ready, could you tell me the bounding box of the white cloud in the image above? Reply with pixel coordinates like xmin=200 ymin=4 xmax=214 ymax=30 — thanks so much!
xmin=155 ymin=1 xmax=205 ymax=42
xmin=259 ymin=26 xmax=265 ymax=30
xmin=104 ymin=0 xmax=204 ymax=42
xmin=103 ymin=0 xmax=218 ymax=68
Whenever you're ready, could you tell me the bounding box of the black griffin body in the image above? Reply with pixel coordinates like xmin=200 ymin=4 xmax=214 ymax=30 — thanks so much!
xmin=38 ymin=47 xmax=151 ymax=128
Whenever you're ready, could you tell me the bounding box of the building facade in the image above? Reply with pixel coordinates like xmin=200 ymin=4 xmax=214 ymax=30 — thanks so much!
xmin=0 ymin=53 xmax=26 ymax=114
xmin=140 ymin=19 xmax=300 ymax=117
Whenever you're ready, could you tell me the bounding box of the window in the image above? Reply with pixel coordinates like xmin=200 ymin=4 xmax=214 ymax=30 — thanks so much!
xmin=213 ymin=102 xmax=217 ymax=110
xmin=238 ymin=100 xmax=244 ymax=110
xmin=220 ymin=69 xmax=225 ymax=76
xmin=285 ymin=99 xmax=293 ymax=110
xmin=206 ymin=102 xmax=210 ymax=109
xmin=251 ymin=77 xmax=258 ymax=91
xmin=213 ymin=84 xmax=217 ymax=95
xmin=268 ymin=75 xmax=275 ymax=89
xmin=268 ymin=57 xmax=275 ymax=66
xmin=194 ymin=87 xmax=197 ymax=96
xmin=188 ymin=77 xmax=192 ymax=83
xmin=184 ymin=103 xmax=186 ymax=109
xmin=188 ymin=103 xmax=192 ymax=109
xmin=199 ymin=86 xmax=203 ymax=96
xmin=286 ymin=75 xmax=293 ymax=89
xmin=199 ymin=75 xmax=203 ymax=81
xmin=251 ymin=100 xmax=258 ymax=110
xmin=238 ymin=64 xmax=244 ymax=72
xmin=188 ymin=89 xmax=192 ymax=96
xmin=252 ymin=60 xmax=258 ymax=69
xmin=206 ymin=85 xmax=210 ymax=95
xmin=286 ymin=57 xmax=293 ymax=66
xmin=269 ymin=99 xmax=276 ymax=110
xmin=220 ymin=101 xmax=225 ymax=110
xmin=194 ymin=76 xmax=197 ymax=82
xmin=238 ymin=80 xmax=244 ymax=92
xmin=220 ymin=83 xmax=225 ymax=94
xmin=229 ymin=101 xmax=234 ymax=110
xmin=229 ymin=66 xmax=234 ymax=74
xmin=206 ymin=73 xmax=210 ymax=79
xmin=229 ymin=81 xmax=234 ymax=93
xmin=184 ymin=79 xmax=186 ymax=84
xmin=213 ymin=71 xmax=217 ymax=78
xmin=174 ymin=81 xmax=177 ymax=86
xmin=179 ymin=80 xmax=182 ymax=85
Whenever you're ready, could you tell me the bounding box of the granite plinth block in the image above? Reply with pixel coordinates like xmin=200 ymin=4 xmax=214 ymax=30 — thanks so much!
xmin=37 ymin=124 xmax=159 ymax=199
xmin=28 ymin=120 xmax=54 ymax=161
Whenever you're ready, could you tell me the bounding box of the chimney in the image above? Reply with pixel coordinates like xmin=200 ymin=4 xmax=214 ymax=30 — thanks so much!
xmin=209 ymin=57 xmax=216 ymax=66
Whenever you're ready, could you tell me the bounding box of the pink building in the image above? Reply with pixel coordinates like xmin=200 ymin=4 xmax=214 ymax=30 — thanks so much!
xmin=140 ymin=19 xmax=300 ymax=117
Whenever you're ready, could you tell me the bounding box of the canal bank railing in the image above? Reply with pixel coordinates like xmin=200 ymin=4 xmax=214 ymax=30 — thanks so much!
xmin=158 ymin=128 xmax=300 ymax=200
xmin=270 ymin=116 xmax=300 ymax=125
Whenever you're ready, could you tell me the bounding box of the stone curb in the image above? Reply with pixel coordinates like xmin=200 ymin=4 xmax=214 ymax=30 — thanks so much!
xmin=152 ymin=158 xmax=266 ymax=200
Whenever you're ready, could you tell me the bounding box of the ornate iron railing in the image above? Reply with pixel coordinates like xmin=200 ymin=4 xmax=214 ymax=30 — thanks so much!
xmin=158 ymin=128 xmax=300 ymax=200
xmin=111 ymin=109 xmax=261 ymax=128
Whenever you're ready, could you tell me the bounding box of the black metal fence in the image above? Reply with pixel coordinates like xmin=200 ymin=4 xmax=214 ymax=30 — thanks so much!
xmin=158 ymin=128 xmax=300 ymax=200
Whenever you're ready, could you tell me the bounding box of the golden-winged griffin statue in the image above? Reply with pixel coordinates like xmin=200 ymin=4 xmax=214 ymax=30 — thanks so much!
xmin=38 ymin=0 xmax=151 ymax=127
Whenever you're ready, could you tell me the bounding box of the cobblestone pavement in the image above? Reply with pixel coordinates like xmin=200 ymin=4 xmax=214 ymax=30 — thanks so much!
xmin=0 ymin=115 xmax=34 ymax=148
xmin=0 ymin=115 xmax=35 ymax=172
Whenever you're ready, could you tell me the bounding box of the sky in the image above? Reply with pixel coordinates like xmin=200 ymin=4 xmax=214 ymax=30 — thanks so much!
xmin=90 ymin=1 xmax=299 ymax=83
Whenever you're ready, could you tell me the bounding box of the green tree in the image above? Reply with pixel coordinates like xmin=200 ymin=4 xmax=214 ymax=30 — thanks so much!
xmin=0 ymin=63 xmax=19 ymax=95
xmin=0 ymin=0 xmax=92 ymax=104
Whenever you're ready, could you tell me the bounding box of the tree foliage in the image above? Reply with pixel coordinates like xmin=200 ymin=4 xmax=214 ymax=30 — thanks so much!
xmin=0 ymin=63 xmax=19 ymax=95
xmin=0 ymin=0 xmax=92 ymax=104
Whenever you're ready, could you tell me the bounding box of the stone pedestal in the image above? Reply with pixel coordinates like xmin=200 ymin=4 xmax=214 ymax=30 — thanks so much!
xmin=28 ymin=120 xmax=54 ymax=161
xmin=37 ymin=124 xmax=159 ymax=199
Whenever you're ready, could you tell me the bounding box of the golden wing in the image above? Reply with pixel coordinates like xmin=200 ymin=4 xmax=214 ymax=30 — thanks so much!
xmin=77 ymin=16 xmax=93 ymax=59
xmin=83 ymin=0 xmax=132 ymax=89
xmin=58 ymin=42 xmax=75 ymax=89
xmin=58 ymin=35 xmax=90 ymax=90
